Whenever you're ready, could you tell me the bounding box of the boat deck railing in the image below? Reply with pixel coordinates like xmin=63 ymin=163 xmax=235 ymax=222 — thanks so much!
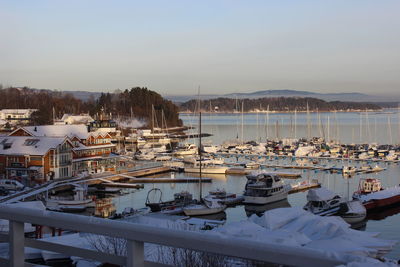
xmin=0 ymin=205 xmax=345 ymax=267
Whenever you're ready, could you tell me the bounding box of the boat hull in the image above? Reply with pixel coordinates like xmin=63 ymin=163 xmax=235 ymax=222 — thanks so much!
xmin=183 ymin=205 xmax=226 ymax=216
xmin=185 ymin=167 xmax=228 ymax=174
xmin=363 ymin=195 xmax=400 ymax=210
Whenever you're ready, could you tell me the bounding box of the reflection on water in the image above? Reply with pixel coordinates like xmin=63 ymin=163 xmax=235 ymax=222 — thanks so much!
xmin=367 ymin=205 xmax=400 ymax=221
xmin=244 ymin=200 xmax=291 ymax=217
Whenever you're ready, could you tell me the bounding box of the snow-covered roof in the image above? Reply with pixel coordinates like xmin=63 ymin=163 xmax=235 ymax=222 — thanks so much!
xmin=0 ymin=109 xmax=37 ymax=114
xmin=22 ymin=124 xmax=89 ymax=139
xmin=0 ymin=136 xmax=68 ymax=156
xmin=306 ymin=187 xmax=337 ymax=202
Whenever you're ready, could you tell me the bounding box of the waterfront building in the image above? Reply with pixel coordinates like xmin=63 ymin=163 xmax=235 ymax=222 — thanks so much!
xmin=0 ymin=136 xmax=73 ymax=184
xmin=9 ymin=124 xmax=118 ymax=177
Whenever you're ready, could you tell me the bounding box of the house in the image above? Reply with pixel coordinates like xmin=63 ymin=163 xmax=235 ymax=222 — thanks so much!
xmin=9 ymin=124 xmax=118 ymax=176
xmin=0 ymin=136 xmax=73 ymax=184
xmin=0 ymin=109 xmax=38 ymax=125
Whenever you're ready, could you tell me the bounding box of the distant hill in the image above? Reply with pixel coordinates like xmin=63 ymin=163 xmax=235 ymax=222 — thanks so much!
xmin=165 ymin=89 xmax=398 ymax=103
xmin=179 ymin=97 xmax=382 ymax=113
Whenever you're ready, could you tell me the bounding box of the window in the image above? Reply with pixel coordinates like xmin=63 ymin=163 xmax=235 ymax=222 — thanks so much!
xmin=30 ymin=156 xmax=42 ymax=161
xmin=24 ymin=139 xmax=40 ymax=146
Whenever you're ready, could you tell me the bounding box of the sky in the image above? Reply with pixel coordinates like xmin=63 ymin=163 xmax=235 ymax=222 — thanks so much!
xmin=1 ymin=0 xmax=399 ymax=95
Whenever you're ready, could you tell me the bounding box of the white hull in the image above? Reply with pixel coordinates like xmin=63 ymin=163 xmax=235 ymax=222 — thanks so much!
xmin=243 ymin=190 xmax=288 ymax=205
xmin=183 ymin=205 xmax=226 ymax=216
xmin=185 ymin=167 xmax=228 ymax=174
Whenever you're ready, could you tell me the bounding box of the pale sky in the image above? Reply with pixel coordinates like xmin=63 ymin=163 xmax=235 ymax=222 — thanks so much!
xmin=1 ymin=1 xmax=399 ymax=95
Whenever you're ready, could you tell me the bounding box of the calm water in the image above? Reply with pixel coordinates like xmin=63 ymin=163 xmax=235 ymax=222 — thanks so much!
xmin=113 ymin=111 xmax=400 ymax=259
xmin=180 ymin=109 xmax=400 ymax=145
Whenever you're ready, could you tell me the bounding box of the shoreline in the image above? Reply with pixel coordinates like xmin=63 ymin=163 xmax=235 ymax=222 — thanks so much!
xmin=179 ymin=108 xmax=392 ymax=115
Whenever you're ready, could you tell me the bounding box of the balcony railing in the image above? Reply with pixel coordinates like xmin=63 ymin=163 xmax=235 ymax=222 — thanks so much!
xmin=0 ymin=205 xmax=344 ymax=267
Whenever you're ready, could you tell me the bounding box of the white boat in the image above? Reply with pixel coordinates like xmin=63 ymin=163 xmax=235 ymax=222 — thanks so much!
xmin=135 ymin=152 xmax=155 ymax=160
xmin=185 ymin=161 xmax=228 ymax=174
xmin=173 ymin=143 xmax=198 ymax=156
xmin=183 ymin=197 xmax=226 ymax=216
xmin=304 ymin=187 xmax=366 ymax=224
xmin=243 ymin=171 xmax=291 ymax=205
xmin=46 ymin=185 xmax=94 ymax=212
xmin=342 ymin=166 xmax=357 ymax=175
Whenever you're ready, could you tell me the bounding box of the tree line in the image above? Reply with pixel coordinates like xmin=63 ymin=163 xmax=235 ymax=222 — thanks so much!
xmin=0 ymin=87 xmax=182 ymax=127
xmin=179 ymin=97 xmax=382 ymax=112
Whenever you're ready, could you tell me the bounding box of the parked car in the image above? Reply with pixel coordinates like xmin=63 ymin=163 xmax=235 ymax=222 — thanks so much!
xmin=0 ymin=179 xmax=25 ymax=191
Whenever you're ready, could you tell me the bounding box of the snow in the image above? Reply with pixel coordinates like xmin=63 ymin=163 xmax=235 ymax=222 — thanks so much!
xmin=0 ymin=136 xmax=68 ymax=156
xmin=358 ymin=186 xmax=400 ymax=202
xmin=213 ymin=207 xmax=397 ymax=262
xmin=307 ymin=187 xmax=338 ymax=202
xmin=4 ymin=207 xmax=395 ymax=266
xmin=23 ymin=124 xmax=90 ymax=139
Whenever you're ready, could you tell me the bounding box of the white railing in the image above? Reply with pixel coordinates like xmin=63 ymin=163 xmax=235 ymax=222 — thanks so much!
xmin=0 ymin=205 xmax=345 ymax=267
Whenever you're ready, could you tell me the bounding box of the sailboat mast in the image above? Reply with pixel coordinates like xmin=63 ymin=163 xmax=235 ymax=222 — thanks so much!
xmin=199 ymin=111 xmax=202 ymax=199
xmin=241 ymin=101 xmax=244 ymax=144
xmin=294 ymin=108 xmax=297 ymax=140
xmin=306 ymin=102 xmax=311 ymax=140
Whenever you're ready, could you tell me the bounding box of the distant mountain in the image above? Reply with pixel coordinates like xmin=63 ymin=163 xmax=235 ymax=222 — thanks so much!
xmin=165 ymin=89 xmax=397 ymax=103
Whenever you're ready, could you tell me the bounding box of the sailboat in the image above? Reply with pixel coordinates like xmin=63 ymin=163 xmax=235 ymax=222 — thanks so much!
xmin=183 ymin=111 xmax=227 ymax=216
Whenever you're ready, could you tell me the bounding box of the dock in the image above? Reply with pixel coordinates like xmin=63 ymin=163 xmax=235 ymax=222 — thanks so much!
xmin=119 ymin=174 xmax=212 ymax=183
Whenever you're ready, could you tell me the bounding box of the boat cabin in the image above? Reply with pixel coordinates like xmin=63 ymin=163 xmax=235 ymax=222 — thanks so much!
xmin=357 ymin=178 xmax=382 ymax=194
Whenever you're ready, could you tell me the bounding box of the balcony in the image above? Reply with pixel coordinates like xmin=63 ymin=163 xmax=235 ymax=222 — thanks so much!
xmin=0 ymin=205 xmax=344 ymax=267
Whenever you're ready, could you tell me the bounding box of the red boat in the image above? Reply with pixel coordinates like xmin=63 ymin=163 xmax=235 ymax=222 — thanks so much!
xmin=353 ymin=178 xmax=400 ymax=210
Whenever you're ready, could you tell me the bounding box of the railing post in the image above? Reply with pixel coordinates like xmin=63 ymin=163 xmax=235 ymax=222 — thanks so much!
xmin=126 ymin=240 xmax=144 ymax=267
xmin=9 ymin=221 xmax=25 ymax=267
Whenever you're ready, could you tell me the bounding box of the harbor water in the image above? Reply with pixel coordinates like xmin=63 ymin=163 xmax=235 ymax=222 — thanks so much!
xmin=113 ymin=111 xmax=400 ymax=259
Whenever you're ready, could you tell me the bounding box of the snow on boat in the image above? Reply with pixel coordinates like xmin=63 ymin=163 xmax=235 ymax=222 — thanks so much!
xmin=243 ymin=171 xmax=291 ymax=205
xmin=304 ymin=187 xmax=366 ymax=224
xmin=353 ymin=178 xmax=400 ymax=210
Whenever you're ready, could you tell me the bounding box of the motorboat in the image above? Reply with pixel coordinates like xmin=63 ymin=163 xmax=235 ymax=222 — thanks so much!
xmin=342 ymin=166 xmax=357 ymax=175
xmin=46 ymin=185 xmax=94 ymax=212
xmin=173 ymin=143 xmax=198 ymax=157
xmin=353 ymin=178 xmax=400 ymax=210
xmin=243 ymin=171 xmax=291 ymax=205
xmin=183 ymin=197 xmax=226 ymax=216
xmin=304 ymin=187 xmax=366 ymax=224
xmin=206 ymin=189 xmax=244 ymax=206
xmin=185 ymin=161 xmax=228 ymax=174
xmin=145 ymin=188 xmax=195 ymax=215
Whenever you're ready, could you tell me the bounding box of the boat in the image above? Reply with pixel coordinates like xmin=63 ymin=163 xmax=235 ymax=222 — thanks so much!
xmin=243 ymin=171 xmax=291 ymax=205
xmin=342 ymin=166 xmax=357 ymax=175
xmin=145 ymin=188 xmax=195 ymax=214
xmin=304 ymin=187 xmax=366 ymax=224
xmin=185 ymin=162 xmax=228 ymax=174
xmin=173 ymin=143 xmax=198 ymax=157
xmin=183 ymin=197 xmax=226 ymax=216
xmin=353 ymin=178 xmax=400 ymax=210
xmin=206 ymin=189 xmax=244 ymax=206
xmin=46 ymin=185 xmax=94 ymax=212
xmin=289 ymin=179 xmax=321 ymax=193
